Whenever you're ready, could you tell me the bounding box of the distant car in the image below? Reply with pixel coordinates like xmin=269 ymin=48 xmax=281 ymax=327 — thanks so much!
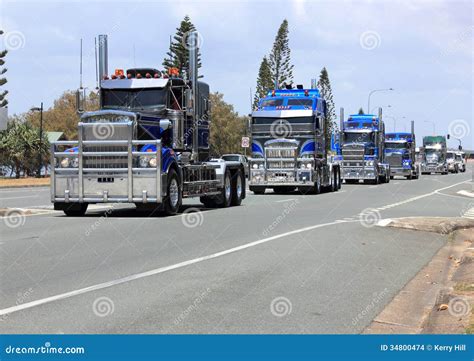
xmin=221 ymin=154 xmax=249 ymax=177
xmin=446 ymin=151 xmax=459 ymax=173
xmin=455 ymin=151 xmax=466 ymax=172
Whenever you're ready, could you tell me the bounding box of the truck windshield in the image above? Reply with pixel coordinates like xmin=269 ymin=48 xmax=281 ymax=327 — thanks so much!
xmin=287 ymin=99 xmax=314 ymax=107
xmin=221 ymin=155 xmax=240 ymax=162
xmin=102 ymin=88 xmax=167 ymax=110
xmin=343 ymin=132 xmax=374 ymax=144
xmin=385 ymin=142 xmax=408 ymax=149
xmin=260 ymin=99 xmax=284 ymax=107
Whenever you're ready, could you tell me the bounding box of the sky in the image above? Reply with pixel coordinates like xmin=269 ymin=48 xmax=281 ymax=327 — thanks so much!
xmin=1 ymin=0 xmax=472 ymax=149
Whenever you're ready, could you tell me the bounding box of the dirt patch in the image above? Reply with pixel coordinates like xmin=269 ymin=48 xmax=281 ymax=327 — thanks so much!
xmin=0 ymin=177 xmax=50 ymax=188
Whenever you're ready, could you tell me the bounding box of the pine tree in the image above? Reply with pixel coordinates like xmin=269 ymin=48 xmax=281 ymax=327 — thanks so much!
xmin=358 ymin=108 xmax=365 ymax=115
xmin=0 ymin=30 xmax=8 ymax=108
xmin=269 ymin=19 xmax=293 ymax=88
xmin=317 ymin=67 xmax=337 ymax=152
xmin=253 ymin=56 xmax=273 ymax=109
xmin=163 ymin=15 xmax=202 ymax=77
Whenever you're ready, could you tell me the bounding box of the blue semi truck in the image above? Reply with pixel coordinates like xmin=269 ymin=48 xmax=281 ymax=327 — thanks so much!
xmin=338 ymin=109 xmax=390 ymax=184
xmin=384 ymin=121 xmax=419 ymax=180
xmin=50 ymin=33 xmax=246 ymax=216
xmin=249 ymin=84 xmax=341 ymax=194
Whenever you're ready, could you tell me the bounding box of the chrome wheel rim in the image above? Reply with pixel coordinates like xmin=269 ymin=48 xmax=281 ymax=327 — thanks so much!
xmin=236 ymin=175 xmax=242 ymax=198
xmin=225 ymin=175 xmax=231 ymax=200
xmin=169 ymin=178 xmax=179 ymax=208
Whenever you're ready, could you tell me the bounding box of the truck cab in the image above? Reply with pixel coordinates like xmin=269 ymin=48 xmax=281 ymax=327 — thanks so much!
xmin=420 ymin=135 xmax=448 ymax=175
xmin=249 ymin=86 xmax=341 ymax=195
xmin=385 ymin=126 xmax=418 ymax=180
xmin=339 ymin=111 xmax=390 ymax=184
xmin=51 ymin=33 xmax=245 ymax=216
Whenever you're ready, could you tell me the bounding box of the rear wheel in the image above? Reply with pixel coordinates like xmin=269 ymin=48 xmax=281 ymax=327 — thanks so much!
xmin=250 ymin=187 xmax=265 ymax=195
xmin=62 ymin=203 xmax=88 ymax=217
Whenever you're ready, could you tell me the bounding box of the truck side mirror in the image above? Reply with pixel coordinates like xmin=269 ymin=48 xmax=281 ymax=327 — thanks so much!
xmin=185 ymin=89 xmax=193 ymax=110
xmin=458 ymin=145 xmax=462 ymax=150
xmin=76 ymin=89 xmax=85 ymax=114
xmin=447 ymin=134 xmax=450 ymax=139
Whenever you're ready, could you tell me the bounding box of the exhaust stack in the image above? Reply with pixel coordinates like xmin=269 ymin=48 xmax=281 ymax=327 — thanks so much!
xmin=188 ymin=32 xmax=199 ymax=161
xmin=311 ymin=79 xmax=318 ymax=89
xmin=411 ymin=120 xmax=415 ymax=138
xmin=98 ymin=34 xmax=108 ymax=80
xmin=339 ymin=108 xmax=344 ymax=147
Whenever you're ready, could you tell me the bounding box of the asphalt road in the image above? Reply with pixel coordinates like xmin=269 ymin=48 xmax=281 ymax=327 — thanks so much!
xmin=0 ymin=166 xmax=473 ymax=334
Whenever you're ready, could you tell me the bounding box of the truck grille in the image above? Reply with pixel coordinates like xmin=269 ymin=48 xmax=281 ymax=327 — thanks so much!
xmin=387 ymin=154 xmax=402 ymax=167
xmin=81 ymin=119 xmax=134 ymax=170
xmin=342 ymin=147 xmax=364 ymax=161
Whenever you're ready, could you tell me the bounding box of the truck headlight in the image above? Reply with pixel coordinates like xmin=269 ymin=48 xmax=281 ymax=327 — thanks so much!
xmin=71 ymin=157 xmax=79 ymax=168
xmin=366 ymin=161 xmax=374 ymax=166
xmin=149 ymin=157 xmax=157 ymax=168
xmin=306 ymin=163 xmax=312 ymax=169
xmin=252 ymin=163 xmax=258 ymax=169
xmin=139 ymin=156 xmax=157 ymax=168
xmin=60 ymin=157 xmax=70 ymax=168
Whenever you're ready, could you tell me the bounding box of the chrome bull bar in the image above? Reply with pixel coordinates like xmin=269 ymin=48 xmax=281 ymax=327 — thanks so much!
xmin=51 ymin=124 xmax=162 ymax=204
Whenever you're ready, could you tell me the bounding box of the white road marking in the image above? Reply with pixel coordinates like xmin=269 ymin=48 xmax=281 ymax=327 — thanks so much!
xmin=0 ymin=218 xmax=358 ymax=317
xmin=0 ymin=177 xmax=470 ymax=316
xmin=462 ymin=208 xmax=474 ymax=220
xmin=375 ymin=180 xmax=469 ymax=212
xmin=0 ymin=195 xmax=39 ymax=200
xmin=275 ymin=198 xmax=297 ymax=203
xmin=457 ymin=190 xmax=474 ymax=198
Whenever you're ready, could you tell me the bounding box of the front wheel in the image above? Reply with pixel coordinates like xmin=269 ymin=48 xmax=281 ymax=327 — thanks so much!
xmin=162 ymin=169 xmax=182 ymax=215
xmin=63 ymin=203 xmax=88 ymax=217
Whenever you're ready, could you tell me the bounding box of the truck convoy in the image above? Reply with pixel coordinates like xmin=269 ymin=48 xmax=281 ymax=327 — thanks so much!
xmin=338 ymin=110 xmax=390 ymax=184
xmin=384 ymin=121 xmax=419 ymax=180
xmin=51 ymin=33 xmax=246 ymax=216
xmin=248 ymin=84 xmax=341 ymax=195
xmin=420 ymin=135 xmax=448 ymax=175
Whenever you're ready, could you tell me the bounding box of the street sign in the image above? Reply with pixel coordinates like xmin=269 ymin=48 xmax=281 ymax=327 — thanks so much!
xmin=241 ymin=136 xmax=250 ymax=148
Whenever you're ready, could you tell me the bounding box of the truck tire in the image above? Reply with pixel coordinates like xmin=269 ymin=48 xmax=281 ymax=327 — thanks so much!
xmin=62 ymin=203 xmax=88 ymax=217
xmin=231 ymin=169 xmax=244 ymax=206
xmin=162 ymin=168 xmax=182 ymax=215
xmin=314 ymin=170 xmax=322 ymax=194
xmin=330 ymin=169 xmax=337 ymax=192
xmin=250 ymin=187 xmax=265 ymax=195
xmin=202 ymin=169 xmax=233 ymax=207
xmin=274 ymin=186 xmax=296 ymax=194
xmin=337 ymin=169 xmax=342 ymax=189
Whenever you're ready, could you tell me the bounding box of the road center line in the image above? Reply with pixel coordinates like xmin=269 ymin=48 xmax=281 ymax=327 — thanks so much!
xmin=0 ymin=179 xmax=469 ymax=316
xmin=0 ymin=219 xmax=357 ymax=317
xmin=275 ymin=198 xmax=297 ymax=203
